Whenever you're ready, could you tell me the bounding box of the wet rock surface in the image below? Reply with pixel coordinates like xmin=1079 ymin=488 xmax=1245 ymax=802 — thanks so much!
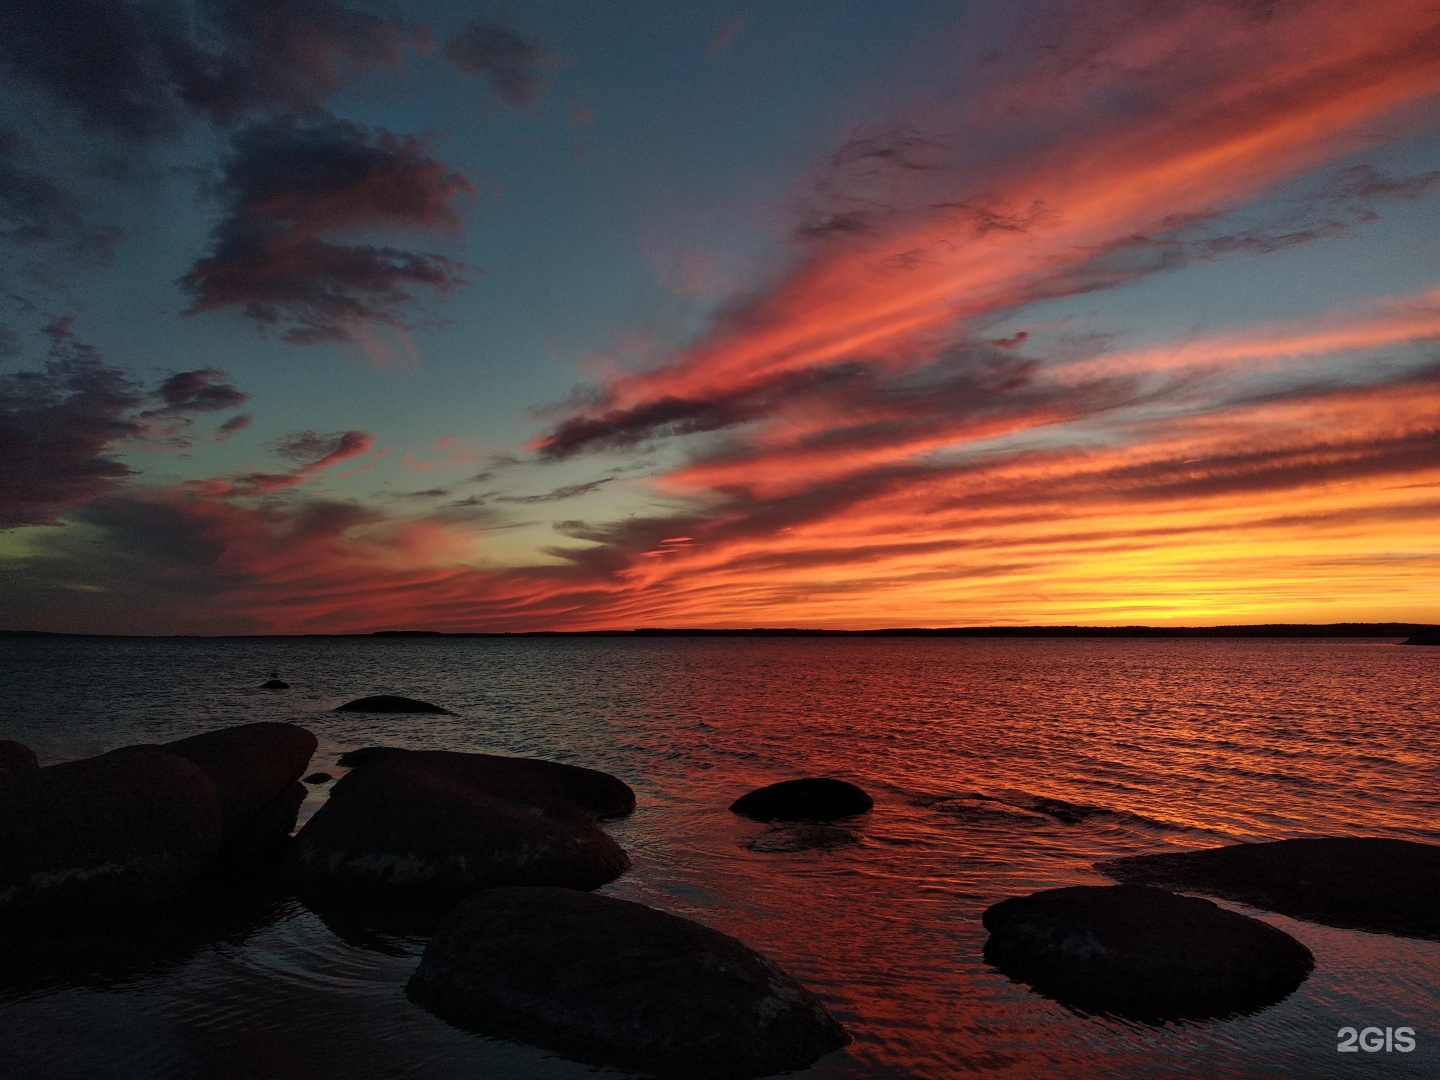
xmin=0 ymin=750 xmax=225 ymax=917
xmin=747 ymin=822 xmax=860 ymax=853
xmin=730 ymin=777 xmax=873 ymax=822
xmin=334 ymin=695 xmax=451 ymax=714
xmin=407 ymin=887 xmax=851 ymax=1079
xmin=1098 ymin=837 xmax=1440 ymax=940
xmin=0 ymin=739 xmax=38 ymax=770
xmin=982 ymin=883 xmax=1314 ymax=1020
xmin=292 ymin=749 xmax=634 ymax=908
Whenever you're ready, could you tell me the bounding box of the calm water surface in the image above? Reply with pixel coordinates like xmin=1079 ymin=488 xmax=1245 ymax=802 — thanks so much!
xmin=1 ymin=636 xmax=1437 ymax=1078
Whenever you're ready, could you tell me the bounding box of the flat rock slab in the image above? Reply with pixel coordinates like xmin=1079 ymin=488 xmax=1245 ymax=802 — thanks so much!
xmin=730 ymin=778 xmax=873 ymax=822
xmin=1098 ymin=837 xmax=1440 ymax=940
xmin=983 ymin=884 xmax=1313 ymax=1020
xmin=334 ymin=695 xmax=451 ymax=714
xmin=292 ymin=749 xmax=634 ymax=907
xmin=407 ymin=887 xmax=850 ymax=1079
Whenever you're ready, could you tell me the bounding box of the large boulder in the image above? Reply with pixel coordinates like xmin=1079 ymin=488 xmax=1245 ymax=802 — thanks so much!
xmin=292 ymin=749 xmax=633 ymax=908
xmin=982 ymin=884 xmax=1314 ymax=1020
xmin=334 ymin=695 xmax=451 ymax=714
xmin=407 ymin=887 xmax=851 ymax=1079
xmin=1098 ymin=837 xmax=1440 ymax=940
xmin=0 ymin=739 xmax=38 ymax=770
xmin=156 ymin=722 xmax=317 ymax=842
xmin=730 ymin=777 xmax=873 ymax=822
xmin=0 ymin=750 xmax=224 ymax=918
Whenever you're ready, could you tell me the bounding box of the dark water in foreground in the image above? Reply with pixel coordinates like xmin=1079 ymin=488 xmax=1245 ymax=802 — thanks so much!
xmin=0 ymin=636 xmax=1437 ymax=1079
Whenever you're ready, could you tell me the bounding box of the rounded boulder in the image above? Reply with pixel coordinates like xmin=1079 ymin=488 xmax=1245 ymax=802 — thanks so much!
xmin=334 ymin=695 xmax=451 ymax=714
xmin=0 ymin=739 xmax=38 ymax=770
xmin=0 ymin=750 xmax=224 ymax=917
xmin=730 ymin=777 xmax=873 ymax=822
xmin=292 ymin=749 xmax=633 ymax=908
xmin=407 ymin=887 xmax=851 ymax=1079
xmin=982 ymin=883 xmax=1314 ymax=1019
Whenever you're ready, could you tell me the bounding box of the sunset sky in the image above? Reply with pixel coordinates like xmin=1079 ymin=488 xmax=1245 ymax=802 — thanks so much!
xmin=3 ymin=0 xmax=1439 ymax=633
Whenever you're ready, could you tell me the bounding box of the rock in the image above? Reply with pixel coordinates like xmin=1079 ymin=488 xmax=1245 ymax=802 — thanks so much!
xmin=1097 ymin=837 xmax=1440 ymax=940
xmin=334 ymin=695 xmax=451 ymax=714
xmin=260 ymin=678 xmax=290 ymax=689
xmin=155 ymin=722 xmax=318 ymax=844
xmin=0 ymin=750 xmax=224 ymax=917
xmin=333 ymin=747 xmax=635 ymax=818
xmin=292 ymin=749 xmax=634 ymax=908
xmin=746 ymin=822 xmax=860 ymax=853
xmin=982 ymin=884 xmax=1313 ymax=1020
xmin=0 ymin=739 xmax=38 ymax=770
xmin=303 ymin=772 xmax=333 ymax=785
xmin=220 ymin=781 xmax=306 ymax=863
xmin=1401 ymin=629 xmax=1440 ymax=645
xmin=407 ymin=887 xmax=851 ymax=1079
xmin=730 ymin=777 xmax=873 ymax=822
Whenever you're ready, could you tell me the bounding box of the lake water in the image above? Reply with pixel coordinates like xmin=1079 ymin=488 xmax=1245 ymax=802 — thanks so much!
xmin=1 ymin=635 xmax=1437 ymax=1078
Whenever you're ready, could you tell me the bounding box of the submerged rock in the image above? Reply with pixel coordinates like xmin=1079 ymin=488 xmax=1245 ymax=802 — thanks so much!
xmin=1098 ymin=837 xmax=1440 ymax=940
xmin=334 ymin=695 xmax=451 ymax=714
xmin=292 ymin=749 xmax=633 ymax=908
xmin=0 ymin=739 xmax=38 ymax=770
xmin=746 ymin=822 xmax=860 ymax=853
xmin=731 ymin=777 xmax=874 ymax=822
xmin=407 ymin=887 xmax=850 ymax=1079
xmin=0 ymin=750 xmax=224 ymax=917
xmin=259 ymin=678 xmax=290 ymax=689
xmin=983 ymin=884 xmax=1313 ymax=1020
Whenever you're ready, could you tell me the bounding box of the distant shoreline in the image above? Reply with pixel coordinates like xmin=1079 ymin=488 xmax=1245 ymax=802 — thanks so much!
xmin=2 ymin=623 xmax=1436 ymax=640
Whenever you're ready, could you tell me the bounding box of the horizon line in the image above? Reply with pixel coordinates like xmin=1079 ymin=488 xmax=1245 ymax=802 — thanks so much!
xmin=2 ymin=622 xmax=1437 ymax=640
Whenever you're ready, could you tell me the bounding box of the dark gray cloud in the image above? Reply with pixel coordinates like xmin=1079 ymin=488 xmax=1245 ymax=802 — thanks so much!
xmin=443 ymin=20 xmax=556 ymax=109
xmin=0 ymin=319 xmax=145 ymax=527
xmin=216 ymin=413 xmax=253 ymax=440
xmin=495 ymin=477 xmax=615 ymax=503
xmin=145 ymin=368 xmax=249 ymax=416
xmin=182 ymin=115 xmax=473 ymax=343
xmin=0 ymin=129 xmax=121 ymax=260
xmin=0 ymin=0 xmax=410 ymax=142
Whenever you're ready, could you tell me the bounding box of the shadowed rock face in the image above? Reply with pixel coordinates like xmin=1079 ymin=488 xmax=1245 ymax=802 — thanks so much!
xmin=156 ymin=723 xmax=318 ymax=843
xmin=0 ymin=723 xmax=318 ymax=919
xmin=0 ymin=740 xmax=38 ymax=770
xmin=730 ymin=777 xmax=874 ymax=822
xmin=407 ymin=887 xmax=851 ymax=1079
xmin=1097 ymin=837 xmax=1440 ymax=940
xmin=292 ymin=750 xmax=634 ymax=909
xmin=0 ymin=751 xmax=225 ymax=917
xmin=983 ymin=884 xmax=1314 ymax=1020
xmin=334 ymin=695 xmax=451 ymax=714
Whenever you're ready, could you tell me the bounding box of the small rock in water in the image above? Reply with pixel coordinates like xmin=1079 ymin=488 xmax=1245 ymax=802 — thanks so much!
xmin=731 ymin=777 xmax=874 ymax=822
xmin=407 ymin=887 xmax=851 ymax=1078
xmin=982 ymin=883 xmax=1314 ymax=1020
xmin=333 ymin=694 xmax=451 ymax=714
xmin=260 ymin=679 xmax=289 ymax=689
xmin=1400 ymin=629 xmax=1440 ymax=645
xmin=0 ymin=739 xmax=38 ymax=770
xmin=1098 ymin=837 xmax=1440 ymax=940
xmin=303 ymin=772 xmax=334 ymax=785
xmin=291 ymin=749 xmax=634 ymax=908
